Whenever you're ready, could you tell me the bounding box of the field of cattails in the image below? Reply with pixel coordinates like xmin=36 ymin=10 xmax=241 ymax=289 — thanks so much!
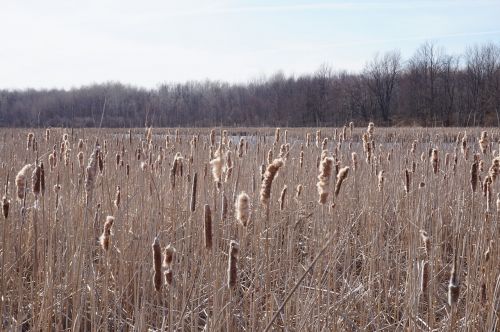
xmin=0 ymin=125 xmax=499 ymax=331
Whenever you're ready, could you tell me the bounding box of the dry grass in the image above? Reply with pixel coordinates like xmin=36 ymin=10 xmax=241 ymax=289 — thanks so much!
xmin=0 ymin=126 xmax=499 ymax=330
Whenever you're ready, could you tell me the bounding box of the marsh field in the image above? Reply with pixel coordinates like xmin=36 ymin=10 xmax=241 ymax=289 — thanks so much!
xmin=0 ymin=125 xmax=499 ymax=331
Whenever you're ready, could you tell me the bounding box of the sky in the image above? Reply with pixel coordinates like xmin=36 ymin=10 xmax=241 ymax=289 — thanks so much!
xmin=1 ymin=0 xmax=500 ymax=90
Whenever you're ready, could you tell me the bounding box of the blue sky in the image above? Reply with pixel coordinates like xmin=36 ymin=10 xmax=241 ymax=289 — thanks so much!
xmin=1 ymin=0 xmax=499 ymax=89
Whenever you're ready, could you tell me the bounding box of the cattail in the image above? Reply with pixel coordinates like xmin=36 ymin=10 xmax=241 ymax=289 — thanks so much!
xmin=190 ymin=172 xmax=197 ymax=212
xmin=209 ymin=129 xmax=215 ymax=146
xmin=114 ymin=186 xmax=121 ymax=208
xmin=32 ymin=163 xmax=41 ymax=198
xmin=410 ymin=140 xmax=417 ymax=154
xmin=471 ymin=160 xmax=478 ymax=192
xmin=274 ymin=127 xmax=280 ymax=144
xmin=78 ymin=151 xmax=84 ymax=168
xmin=45 ymin=128 xmax=50 ymax=141
xmin=227 ymin=240 xmax=239 ymax=289
xmin=26 ymin=132 xmax=34 ymax=150
xmin=362 ymin=133 xmax=371 ymax=164
xmin=431 ymin=148 xmax=439 ymax=174
xmin=15 ymin=164 xmax=32 ymax=201
xmin=78 ymin=139 xmax=84 ymax=150
xmin=170 ymin=153 xmax=183 ymax=188
xmin=204 ymin=204 xmax=212 ymax=250
xmin=404 ymin=169 xmax=411 ymax=193
xmin=421 ymin=260 xmax=430 ymax=296
xmin=448 ymin=255 xmax=460 ymax=306
xmin=210 ymin=155 xmax=223 ymax=189
xmin=321 ymin=138 xmax=328 ymax=151
xmin=235 ymin=192 xmax=251 ymax=226
xmin=278 ymin=185 xmax=287 ymax=211
xmin=238 ymin=138 xmax=244 ymax=158
xmin=225 ymin=150 xmax=233 ymax=182
xmin=152 ymin=237 xmax=162 ymax=292
xmin=49 ymin=152 xmax=56 ymax=171
xmin=496 ymin=193 xmax=500 ymax=212
xmin=306 ymin=133 xmax=311 ymax=148
xmin=420 ymin=230 xmax=431 ymax=257
xmin=1 ymin=196 xmax=9 ymax=219
xmin=299 ymin=150 xmax=304 ymax=168
xmin=163 ymin=245 xmax=175 ymax=286
xmin=367 ymin=122 xmax=374 ymax=136
xmin=479 ymin=131 xmax=489 ymax=154
xmin=85 ymin=145 xmax=100 ymax=205
xmin=351 ymin=152 xmax=358 ymax=171
xmin=295 ymin=184 xmax=303 ymax=199
xmin=260 ymin=158 xmax=284 ymax=206
xmin=334 ymin=166 xmax=349 ymax=197
xmin=377 ymin=170 xmax=384 ymax=192
xmin=100 ymin=216 xmax=114 ymax=252
xmin=348 ymin=121 xmax=354 ymax=137
xmin=317 ymin=157 xmax=334 ymax=204
xmin=315 ymin=130 xmax=321 ymax=148
xmin=488 ymin=157 xmax=500 ymax=181
xmin=267 ymin=149 xmax=273 ymax=165
xmin=221 ymin=192 xmax=228 ymax=221
xmin=461 ymin=132 xmax=467 ymax=155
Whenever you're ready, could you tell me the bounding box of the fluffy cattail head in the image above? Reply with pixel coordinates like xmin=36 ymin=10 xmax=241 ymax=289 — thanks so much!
xmin=235 ymin=192 xmax=251 ymax=227
xmin=334 ymin=166 xmax=349 ymax=197
xmin=419 ymin=230 xmax=431 ymax=257
xmin=260 ymin=158 xmax=284 ymax=207
xmin=163 ymin=245 xmax=176 ymax=286
xmin=100 ymin=216 xmax=114 ymax=252
xmin=317 ymin=157 xmax=334 ymax=204
xmin=15 ymin=164 xmax=32 ymax=201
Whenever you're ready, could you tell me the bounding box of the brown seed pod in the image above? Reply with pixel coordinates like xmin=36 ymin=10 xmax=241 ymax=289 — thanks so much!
xmin=152 ymin=237 xmax=162 ymax=292
xmin=1 ymin=196 xmax=10 ymax=219
xmin=204 ymin=204 xmax=213 ymax=250
xmin=227 ymin=240 xmax=239 ymax=289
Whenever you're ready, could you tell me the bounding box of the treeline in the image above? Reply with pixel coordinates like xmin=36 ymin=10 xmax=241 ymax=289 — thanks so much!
xmin=1 ymin=42 xmax=500 ymax=128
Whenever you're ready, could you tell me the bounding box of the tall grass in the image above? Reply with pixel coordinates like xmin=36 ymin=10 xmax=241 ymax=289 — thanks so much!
xmin=0 ymin=126 xmax=498 ymax=330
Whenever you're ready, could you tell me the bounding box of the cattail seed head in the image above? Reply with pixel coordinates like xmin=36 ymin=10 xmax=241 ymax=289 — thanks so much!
xmin=204 ymin=204 xmax=213 ymax=250
xmin=227 ymin=240 xmax=239 ymax=289
xmin=334 ymin=166 xmax=349 ymax=197
xmin=1 ymin=196 xmax=10 ymax=219
xmin=317 ymin=157 xmax=334 ymax=204
xmin=152 ymin=237 xmax=162 ymax=292
xmin=377 ymin=170 xmax=384 ymax=192
xmin=278 ymin=185 xmax=287 ymax=211
xmin=100 ymin=216 xmax=114 ymax=252
xmin=15 ymin=164 xmax=32 ymax=201
xmin=163 ymin=245 xmax=176 ymax=286
xmin=471 ymin=160 xmax=478 ymax=192
xmin=260 ymin=158 xmax=284 ymax=206
xmin=235 ymin=192 xmax=251 ymax=227
xmin=295 ymin=184 xmax=303 ymax=199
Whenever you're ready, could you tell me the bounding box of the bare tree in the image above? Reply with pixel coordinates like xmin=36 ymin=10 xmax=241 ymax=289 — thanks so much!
xmin=365 ymin=51 xmax=401 ymax=123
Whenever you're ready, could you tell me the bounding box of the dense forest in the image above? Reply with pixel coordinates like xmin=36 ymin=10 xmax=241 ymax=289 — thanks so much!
xmin=1 ymin=42 xmax=500 ymax=128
